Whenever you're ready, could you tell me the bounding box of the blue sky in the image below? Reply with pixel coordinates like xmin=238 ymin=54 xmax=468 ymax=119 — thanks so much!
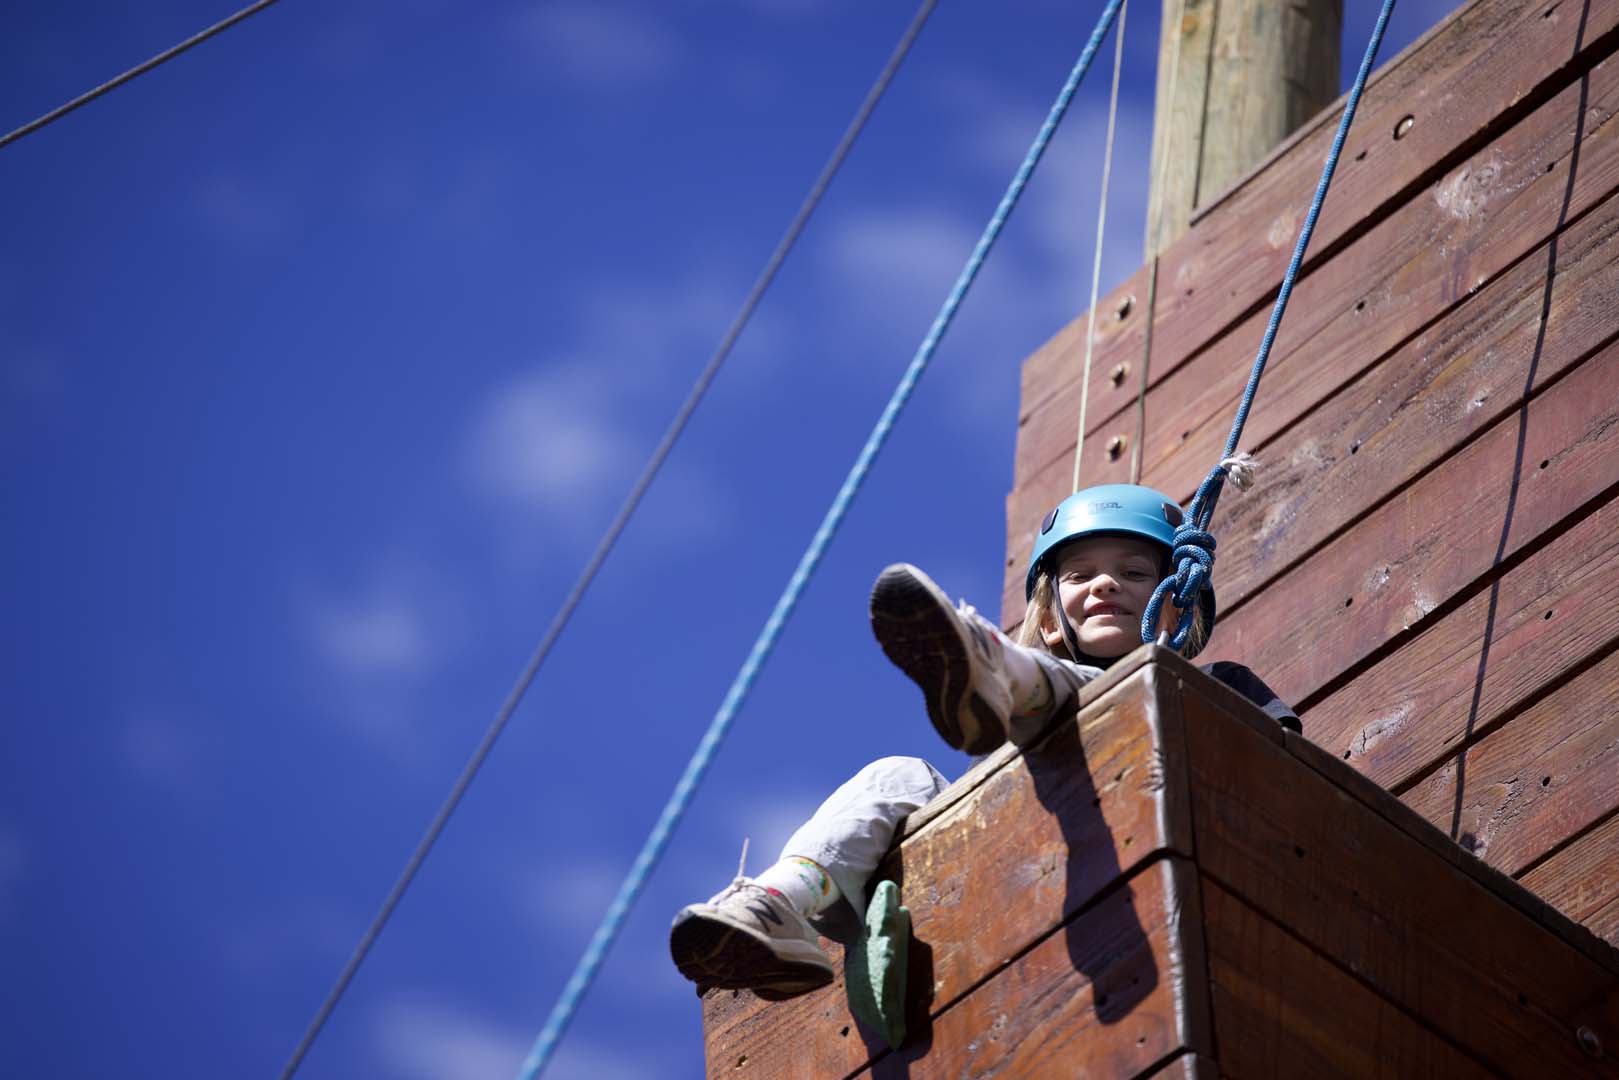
xmin=3 ymin=2 xmax=1455 ymax=1076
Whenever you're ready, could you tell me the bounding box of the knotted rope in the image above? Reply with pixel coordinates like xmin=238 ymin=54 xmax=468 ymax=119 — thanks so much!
xmin=1142 ymin=0 xmax=1397 ymax=648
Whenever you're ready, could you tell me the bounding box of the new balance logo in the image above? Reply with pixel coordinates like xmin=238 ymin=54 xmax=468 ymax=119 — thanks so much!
xmin=746 ymin=901 xmax=784 ymax=934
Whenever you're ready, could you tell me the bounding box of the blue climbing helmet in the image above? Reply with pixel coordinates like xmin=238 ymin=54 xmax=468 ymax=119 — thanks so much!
xmin=1025 ymin=483 xmax=1216 ymax=652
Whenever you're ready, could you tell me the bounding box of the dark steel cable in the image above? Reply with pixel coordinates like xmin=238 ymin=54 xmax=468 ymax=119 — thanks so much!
xmin=0 ymin=0 xmax=282 ymax=151
xmin=276 ymin=3 xmax=939 ymax=1076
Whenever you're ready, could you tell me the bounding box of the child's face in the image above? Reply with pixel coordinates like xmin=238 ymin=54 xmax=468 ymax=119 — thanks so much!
xmin=1041 ymin=536 xmax=1181 ymax=659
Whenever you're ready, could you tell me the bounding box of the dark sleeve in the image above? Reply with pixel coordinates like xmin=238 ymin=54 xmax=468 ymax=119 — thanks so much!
xmin=1198 ymin=661 xmax=1301 ymax=733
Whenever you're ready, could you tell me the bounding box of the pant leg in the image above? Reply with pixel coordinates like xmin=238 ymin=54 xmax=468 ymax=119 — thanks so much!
xmin=779 ymin=755 xmax=949 ymax=942
xmin=1007 ymin=653 xmax=1104 ymax=744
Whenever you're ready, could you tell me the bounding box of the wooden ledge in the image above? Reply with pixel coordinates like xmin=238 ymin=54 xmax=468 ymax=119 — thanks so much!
xmin=700 ymin=650 xmax=1619 ymax=1078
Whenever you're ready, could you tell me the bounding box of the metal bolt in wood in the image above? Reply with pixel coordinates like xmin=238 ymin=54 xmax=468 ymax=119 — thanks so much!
xmin=1109 ymin=362 xmax=1130 ymax=386
xmin=1107 ymin=434 xmax=1128 ymax=460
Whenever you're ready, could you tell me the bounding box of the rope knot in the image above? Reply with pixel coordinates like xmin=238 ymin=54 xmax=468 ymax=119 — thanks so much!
xmin=1141 ymin=465 xmax=1227 ymax=649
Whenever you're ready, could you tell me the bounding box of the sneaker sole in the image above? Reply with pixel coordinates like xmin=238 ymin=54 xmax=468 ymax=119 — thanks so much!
xmin=870 ymin=565 xmax=1007 ymax=755
xmin=669 ymin=909 xmax=834 ymax=1000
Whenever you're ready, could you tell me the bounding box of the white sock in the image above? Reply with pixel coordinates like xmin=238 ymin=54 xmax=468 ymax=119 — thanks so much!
xmin=999 ymin=636 xmax=1056 ymax=718
xmin=754 ymin=856 xmax=840 ymax=917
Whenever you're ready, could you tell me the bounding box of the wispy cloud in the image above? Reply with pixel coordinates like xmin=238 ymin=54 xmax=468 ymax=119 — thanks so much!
xmin=461 ymin=272 xmax=756 ymax=545
xmin=371 ymin=995 xmax=662 ymax=1080
xmin=309 ymin=581 xmax=437 ymax=678
xmin=514 ymin=1 xmax=683 ymax=87
xmin=464 ymin=362 xmax=639 ymax=528
xmin=295 ymin=557 xmax=466 ymax=753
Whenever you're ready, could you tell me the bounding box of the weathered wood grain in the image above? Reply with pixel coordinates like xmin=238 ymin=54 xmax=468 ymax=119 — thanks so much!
xmin=1015 ymin=0 xmax=1619 ymax=446
xmin=1521 ymin=810 xmax=1619 ymax=946
xmin=702 ymin=670 xmax=1188 ymax=1077
xmin=1179 ymin=679 xmax=1619 ymax=1077
xmin=1399 ymin=647 xmax=1619 ymax=876
xmin=850 ymin=859 xmax=1205 ymax=1080
xmin=1201 ymin=877 xmax=1495 ymax=1079
xmin=1148 ymin=0 xmax=1619 ymax=382
xmin=1195 ymin=337 xmax=1619 ymax=712
xmin=1005 ymin=51 xmax=1619 ymax=623
xmin=1307 ymin=486 xmax=1619 ymax=792
xmin=1015 ymin=264 xmax=1150 ymax=427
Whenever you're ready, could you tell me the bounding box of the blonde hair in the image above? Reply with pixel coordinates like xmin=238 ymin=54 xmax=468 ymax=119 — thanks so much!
xmin=1017 ymin=565 xmax=1208 ymax=660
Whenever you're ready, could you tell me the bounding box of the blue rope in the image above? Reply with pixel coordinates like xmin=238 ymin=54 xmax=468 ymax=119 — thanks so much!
xmin=1143 ymin=0 xmax=1398 ymax=648
xmin=515 ymin=2 xmax=1126 ymax=1075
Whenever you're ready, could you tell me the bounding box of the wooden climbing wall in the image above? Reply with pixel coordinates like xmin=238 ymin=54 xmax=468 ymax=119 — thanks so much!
xmin=701 ymin=651 xmax=1619 ymax=1076
xmin=1005 ymin=0 xmax=1619 ymax=950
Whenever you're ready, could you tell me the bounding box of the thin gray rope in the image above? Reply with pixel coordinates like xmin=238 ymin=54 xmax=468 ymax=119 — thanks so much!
xmin=1071 ymin=0 xmax=1129 ymax=492
xmin=0 ymin=0 xmax=282 ymax=151
xmin=275 ymin=4 xmax=939 ymax=1077
xmin=517 ymin=3 xmax=1127 ymax=1074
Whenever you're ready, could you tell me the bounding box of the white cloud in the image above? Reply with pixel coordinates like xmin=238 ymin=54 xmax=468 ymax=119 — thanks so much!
xmin=518 ymin=858 xmax=624 ymax=936
xmin=371 ymin=995 xmax=661 ymax=1080
xmin=515 ymin=2 xmax=682 ymax=87
xmin=296 ymin=558 xmax=466 ymax=754
xmin=461 ymin=271 xmax=758 ymax=544
xmin=310 ymin=584 xmax=436 ymax=677
xmin=464 ymin=363 xmax=638 ymax=524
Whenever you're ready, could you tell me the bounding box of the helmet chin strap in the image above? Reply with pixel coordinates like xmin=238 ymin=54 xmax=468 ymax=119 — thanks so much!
xmin=1053 ymin=595 xmax=1084 ymax=661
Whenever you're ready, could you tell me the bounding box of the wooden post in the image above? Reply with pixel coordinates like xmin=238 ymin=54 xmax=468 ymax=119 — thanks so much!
xmin=1145 ymin=0 xmax=1342 ymax=254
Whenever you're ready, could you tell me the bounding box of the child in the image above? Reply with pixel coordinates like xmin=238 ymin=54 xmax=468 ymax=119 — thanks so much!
xmin=668 ymin=483 xmax=1297 ymax=999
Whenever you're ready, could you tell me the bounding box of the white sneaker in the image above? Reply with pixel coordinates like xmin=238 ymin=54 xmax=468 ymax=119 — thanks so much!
xmin=669 ymin=879 xmax=834 ymax=1000
xmin=869 ymin=563 xmax=1015 ymax=754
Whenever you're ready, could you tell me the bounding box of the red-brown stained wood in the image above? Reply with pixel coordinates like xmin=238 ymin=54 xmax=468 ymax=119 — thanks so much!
xmin=1006 ymin=178 xmax=1619 ymax=627
xmin=1146 ymin=0 xmax=1619 ymax=387
xmin=1016 ymin=0 xmax=1619 ymax=431
xmin=1015 ymin=264 xmax=1151 ymax=427
xmin=1521 ymin=811 xmax=1619 ymax=945
xmin=850 ymin=859 xmax=1205 ymax=1080
xmin=1399 ymin=646 xmax=1619 ymax=876
xmin=1177 ymin=676 xmax=1619 ymax=1077
xmin=1200 ymin=877 xmax=1494 ymax=1079
xmin=1005 ymin=52 xmax=1619 ymax=623
xmin=1307 ymin=486 xmax=1619 ymax=792
xmin=701 ymin=666 xmax=1190 ymax=1078
xmin=1196 ymin=338 xmax=1619 ymax=711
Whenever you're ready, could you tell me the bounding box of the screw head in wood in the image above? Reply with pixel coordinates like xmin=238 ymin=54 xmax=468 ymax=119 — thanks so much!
xmin=1109 ymin=362 xmax=1129 ymax=387
xmin=1106 ymin=435 xmax=1127 ymax=460
xmin=1115 ymin=295 xmax=1134 ymax=320
xmin=1577 ymin=1026 xmax=1603 ymax=1059
xmin=1394 ymin=114 xmax=1415 ymax=140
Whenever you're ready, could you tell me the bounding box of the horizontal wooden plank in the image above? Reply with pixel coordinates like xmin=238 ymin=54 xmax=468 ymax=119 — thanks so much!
xmin=1015 ymin=263 xmax=1150 ymax=426
xmin=1307 ymin=485 xmax=1619 ymax=791
xmin=1283 ymin=723 xmax=1619 ymax=980
xmin=1017 ymin=0 xmax=1619 ymax=433
xmin=1005 ymin=50 xmax=1619 ymax=623
xmin=703 ymin=669 xmax=1188 ymax=1077
xmin=1521 ymin=810 xmax=1619 ymax=946
xmin=1400 ymin=646 xmax=1619 ymax=875
xmin=852 ymin=859 xmax=1204 ymax=1079
xmin=1178 ymin=676 xmax=1619 ymax=1076
xmin=1201 ymin=877 xmax=1493 ymax=1079
xmin=1197 ymin=336 xmax=1619 ymax=712
xmin=1146 ymin=0 xmax=1619 ymax=384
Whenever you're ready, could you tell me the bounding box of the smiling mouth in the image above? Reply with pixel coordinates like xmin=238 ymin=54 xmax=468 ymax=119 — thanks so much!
xmin=1087 ymin=605 xmax=1129 ymax=619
